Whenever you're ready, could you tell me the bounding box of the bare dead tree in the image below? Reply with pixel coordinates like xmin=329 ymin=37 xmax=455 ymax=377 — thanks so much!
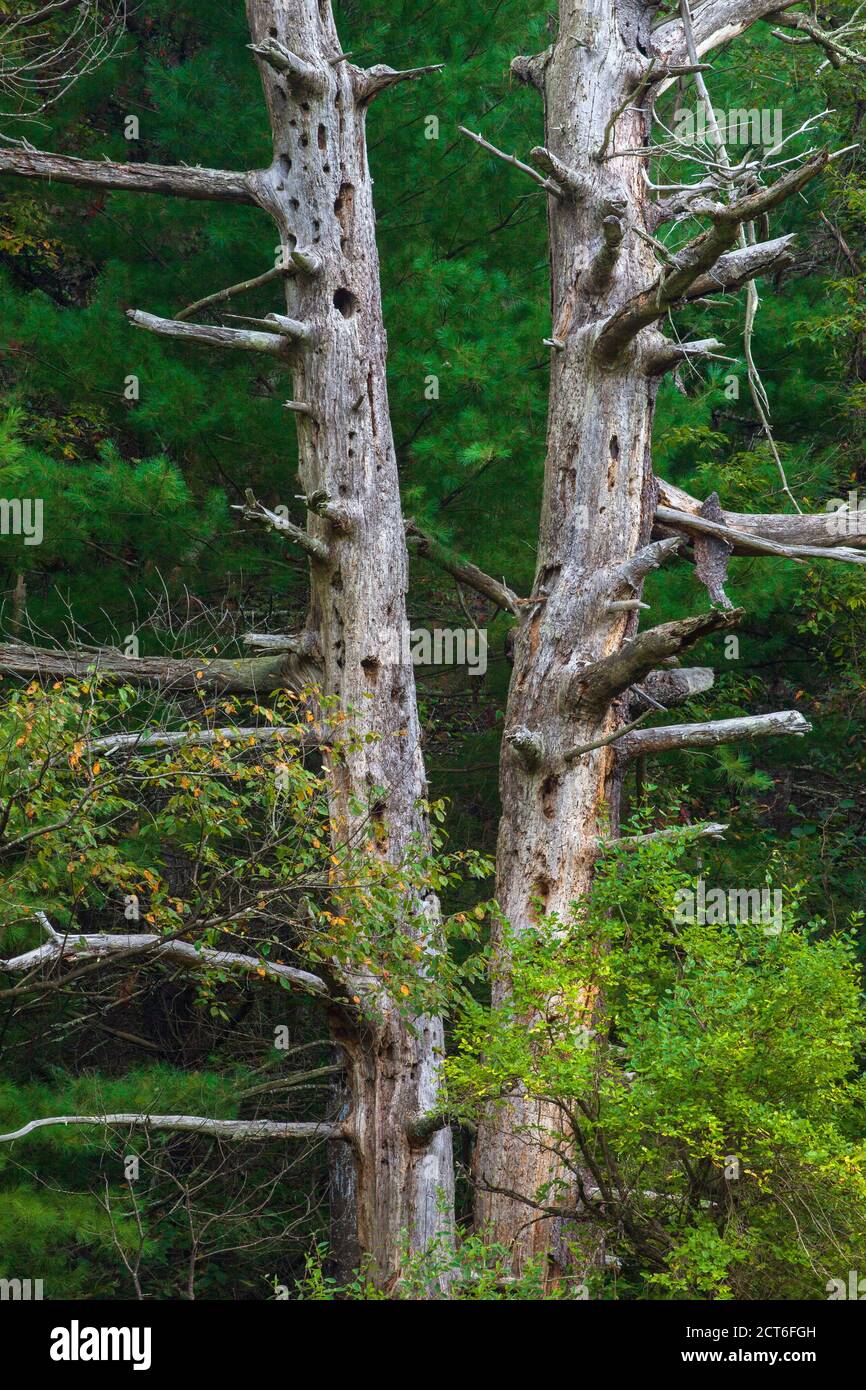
xmin=0 ymin=0 xmax=454 ymax=1288
xmin=436 ymin=0 xmax=866 ymax=1272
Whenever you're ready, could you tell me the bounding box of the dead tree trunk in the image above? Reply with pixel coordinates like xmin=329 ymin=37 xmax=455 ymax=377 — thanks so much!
xmin=473 ymin=9 xmax=663 ymax=1268
xmin=243 ymin=0 xmax=453 ymax=1285
xmin=0 ymin=0 xmax=453 ymax=1286
xmin=464 ymin=0 xmax=859 ymax=1272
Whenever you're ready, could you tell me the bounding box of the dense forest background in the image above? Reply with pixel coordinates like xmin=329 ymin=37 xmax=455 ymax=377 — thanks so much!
xmin=1 ymin=0 xmax=865 ymax=1299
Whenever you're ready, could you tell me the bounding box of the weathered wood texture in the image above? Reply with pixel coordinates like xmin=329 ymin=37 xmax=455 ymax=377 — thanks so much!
xmin=473 ymin=0 xmax=830 ymax=1273
xmin=243 ymin=0 xmax=453 ymax=1282
xmin=474 ymin=0 xmax=665 ymax=1271
xmin=0 ymin=0 xmax=454 ymax=1287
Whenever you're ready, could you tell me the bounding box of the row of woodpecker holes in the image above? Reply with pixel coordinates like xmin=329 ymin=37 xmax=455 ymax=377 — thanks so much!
xmin=264 ymin=28 xmax=358 ymax=319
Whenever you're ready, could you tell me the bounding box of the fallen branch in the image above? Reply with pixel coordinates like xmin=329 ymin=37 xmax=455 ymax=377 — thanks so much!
xmin=0 ymin=642 xmax=317 ymax=695
xmin=655 ymin=479 xmax=866 ymax=557
xmin=91 ymin=725 xmax=316 ymax=755
xmin=656 ymin=504 xmax=866 ymax=564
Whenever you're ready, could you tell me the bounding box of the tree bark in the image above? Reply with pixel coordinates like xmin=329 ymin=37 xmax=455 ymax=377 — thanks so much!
xmin=474 ymin=0 xmax=664 ymax=1274
xmin=472 ymin=0 xmax=823 ymax=1275
xmin=0 ymin=0 xmax=454 ymax=1289
xmin=244 ymin=0 xmax=453 ymax=1284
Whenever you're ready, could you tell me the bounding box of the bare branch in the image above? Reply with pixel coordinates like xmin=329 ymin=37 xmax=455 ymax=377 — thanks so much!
xmin=0 ymin=2 xmax=126 ymax=123
xmin=598 ymin=820 xmax=728 ymax=849
xmin=597 ymin=61 xmax=661 ymax=162
xmin=242 ymin=633 xmax=299 ymax=652
xmin=628 ymin=667 xmax=715 ymax=711
xmin=175 ymin=265 xmax=286 ymax=322
xmin=290 ymin=246 xmax=324 ymax=276
xmin=235 ymin=491 xmax=331 ymax=564
xmin=653 ymin=0 xmax=803 ymax=70
xmin=597 ymin=150 xmax=831 ymax=362
xmin=510 ymin=50 xmax=553 ymax=90
xmin=529 ymin=146 xmax=590 ymax=199
xmin=458 ymin=126 xmax=563 ymax=197
xmin=506 ymin=725 xmax=545 ymax=771
xmin=568 ymin=610 xmax=742 ymax=713
xmin=621 ymin=709 xmax=811 ymax=758
xmin=175 ymin=253 xmax=318 ymax=325
xmin=564 ymin=710 xmax=653 ymax=761
xmin=643 ymin=334 xmax=728 ymax=375
xmin=262 ymin=313 xmax=314 ymax=341
xmin=0 ymin=642 xmax=317 ymax=695
xmin=672 ymin=236 xmax=798 ymax=301
xmin=610 ymin=535 xmax=683 ymax=591
xmin=0 ymin=147 xmax=256 ymax=203
xmin=406 ymin=523 xmax=520 ymax=614
xmin=2 ymin=915 xmax=328 ymax=998
xmin=588 ymin=215 xmax=625 ymax=290
xmin=221 ymin=313 xmax=313 ymax=346
xmin=127 ymin=310 xmax=296 ymax=357
xmin=248 ymin=40 xmax=326 ymax=93
xmin=355 ymin=63 xmax=444 ymax=103
xmin=768 ymin=11 xmax=866 ymax=69
xmin=656 ymin=503 xmax=866 ymax=564
xmin=301 ymin=489 xmax=354 ymax=535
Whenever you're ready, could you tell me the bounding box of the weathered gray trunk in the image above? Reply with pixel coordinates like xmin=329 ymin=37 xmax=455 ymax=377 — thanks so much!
xmin=245 ymin=0 xmax=453 ymax=1283
xmin=473 ymin=0 xmax=661 ymax=1272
